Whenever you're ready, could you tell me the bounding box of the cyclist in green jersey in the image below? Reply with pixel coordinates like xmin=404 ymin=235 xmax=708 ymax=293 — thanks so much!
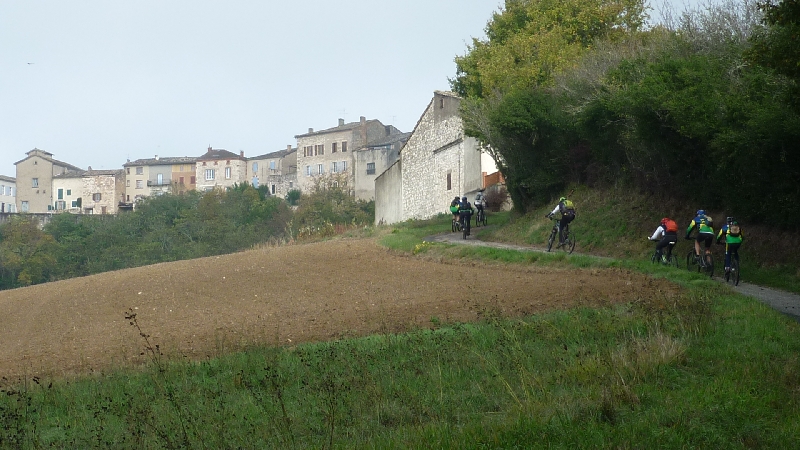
xmin=716 ymin=217 xmax=744 ymax=273
xmin=685 ymin=209 xmax=715 ymax=265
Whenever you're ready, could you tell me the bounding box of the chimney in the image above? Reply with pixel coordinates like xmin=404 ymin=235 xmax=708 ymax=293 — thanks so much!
xmin=155 ymin=154 xmax=159 ymax=160
xmin=287 ymin=144 xmax=292 ymax=151
xmin=208 ymin=146 xmax=212 ymax=153
xmin=360 ymin=116 xmax=366 ymax=125
xmin=88 ymin=166 xmax=92 ymax=171
xmin=240 ymin=150 xmax=244 ymax=157
xmin=339 ymin=118 xmax=344 ymax=126
xmin=308 ymin=128 xmax=313 ymax=133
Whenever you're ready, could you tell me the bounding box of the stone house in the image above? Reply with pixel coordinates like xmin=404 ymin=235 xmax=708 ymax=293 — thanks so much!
xmin=123 ymin=156 xmax=198 ymax=204
xmin=375 ymin=91 xmax=499 ymax=225
xmin=246 ymin=145 xmax=298 ymax=197
xmin=295 ymin=117 xmax=403 ymax=195
xmin=353 ymin=132 xmax=410 ymax=201
xmin=14 ymin=148 xmax=84 ymax=213
xmin=195 ymin=147 xmax=247 ymax=191
xmin=0 ymin=175 xmax=16 ymax=213
xmin=52 ymin=168 xmax=125 ymax=214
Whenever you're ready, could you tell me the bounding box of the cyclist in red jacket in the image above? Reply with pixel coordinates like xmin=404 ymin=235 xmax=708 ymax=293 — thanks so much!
xmin=649 ymin=217 xmax=679 ymax=263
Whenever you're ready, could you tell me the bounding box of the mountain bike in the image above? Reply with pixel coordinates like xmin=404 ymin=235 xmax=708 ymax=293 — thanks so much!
xmin=546 ymin=217 xmax=575 ymax=254
xmin=686 ymin=248 xmax=714 ymax=278
xmin=461 ymin=214 xmax=471 ymax=239
xmin=650 ymin=242 xmax=679 ymax=268
xmin=475 ymin=207 xmax=487 ymax=227
xmin=724 ymin=255 xmax=740 ymax=285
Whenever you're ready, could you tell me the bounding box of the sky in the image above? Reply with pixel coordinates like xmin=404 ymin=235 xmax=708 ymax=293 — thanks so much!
xmin=1 ymin=0 xmax=701 ymax=178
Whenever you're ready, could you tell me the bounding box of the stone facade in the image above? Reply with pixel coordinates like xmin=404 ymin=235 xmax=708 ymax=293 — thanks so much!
xmin=195 ymin=148 xmax=247 ymax=191
xmin=295 ymin=117 xmax=403 ymax=195
xmin=14 ymin=149 xmax=84 ymax=213
xmin=52 ymin=169 xmax=125 ymax=214
xmin=375 ymin=91 xmax=498 ymax=225
xmin=246 ymin=145 xmax=298 ymax=197
xmin=353 ymin=133 xmax=409 ymax=201
xmin=0 ymin=175 xmax=16 ymax=213
xmin=123 ymin=156 xmax=198 ymax=203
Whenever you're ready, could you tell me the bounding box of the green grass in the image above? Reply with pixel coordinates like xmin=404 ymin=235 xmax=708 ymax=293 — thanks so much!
xmin=3 ymin=186 xmax=799 ymax=448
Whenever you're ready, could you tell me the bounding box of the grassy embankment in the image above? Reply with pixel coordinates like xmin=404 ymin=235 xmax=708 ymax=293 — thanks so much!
xmin=2 ymin=185 xmax=799 ymax=448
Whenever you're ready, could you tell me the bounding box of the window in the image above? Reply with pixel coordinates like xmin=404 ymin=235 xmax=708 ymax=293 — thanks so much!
xmin=92 ymin=193 xmax=102 ymax=201
xmin=136 ymin=167 xmax=143 ymax=175
xmin=269 ymin=161 xmax=275 ymax=170
xmin=66 ymin=189 xmax=71 ymax=196
xmin=252 ymin=162 xmax=258 ymax=172
xmin=306 ymin=165 xmax=312 ymax=176
xmin=32 ymin=178 xmax=39 ymax=188
xmin=332 ymin=142 xmax=338 ymax=153
xmin=126 ymin=180 xmax=130 ymax=187
xmin=225 ymin=167 xmax=231 ymax=179
xmin=332 ymin=162 xmax=338 ymax=173
xmin=318 ymin=164 xmax=324 ymax=174
xmin=366 ymin=162 xmax=376 ymax=175
xmin=314 ymin=144 xmax=324 ymax=155
xmin=56 ymin=200 xmax=66 ymax=210
xmin=71 ymin=200 xmax=78 ymax=207
xmin=447 ymin=172 xmax=452 ymax=190
xmin=157 ymin=173 xmax=163 ymax=185
xmin=205 ymin=169 xmax=215 ymax=180
xmin=190 ymin=176 xmax=196 ymax=184
xmin=289 ymin=181 xmax=293 ymax=188
xmin=304 ymin=146 xmax=313 ymax=157
xmin=179 ymin=176 xmax=184 ymax=185
xmin=21 ymin=201 xmax=29 ymax=212
xmin=58 ymin=188 xmax=63 ymax=200
xmin=126 ymin=167 xmax=130 ymax=174
xmin=136 ymin=180 xmax=144 ymax=189
xmin=342 ymin=141 xmax=347 ymax=152
xmin=271 ymin=185 xmax=276 ymax=194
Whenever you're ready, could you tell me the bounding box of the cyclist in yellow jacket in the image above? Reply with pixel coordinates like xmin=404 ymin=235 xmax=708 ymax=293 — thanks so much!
xmin=685 ymin=209 xmax=714 ymax=266
xmin=716 ymin=217 xmax=744 ymax=273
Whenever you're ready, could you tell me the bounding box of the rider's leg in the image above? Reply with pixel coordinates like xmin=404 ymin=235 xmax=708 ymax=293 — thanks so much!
xmin=724 ymin=242 xmax=732 ymax=271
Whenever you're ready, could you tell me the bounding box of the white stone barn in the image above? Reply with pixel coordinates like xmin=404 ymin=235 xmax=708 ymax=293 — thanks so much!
xmin=375 ymin=91 xmax=497 ymax=225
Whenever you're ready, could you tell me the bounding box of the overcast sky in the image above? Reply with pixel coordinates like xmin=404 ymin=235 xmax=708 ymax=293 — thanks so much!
xmin=1 ymin=1 xmax=698 ymax=178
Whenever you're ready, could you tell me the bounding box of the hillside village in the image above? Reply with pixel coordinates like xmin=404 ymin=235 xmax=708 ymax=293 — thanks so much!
xmin=1 ymin=91 xmax=502 ymax=224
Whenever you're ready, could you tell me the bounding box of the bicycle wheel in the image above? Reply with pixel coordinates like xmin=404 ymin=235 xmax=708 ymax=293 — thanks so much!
xmin=452 ymin=219 xmax=457 ymax=233
xmin=670 ymin=254 xmax=680 ymax=268
xmin=547 ymin=228 xmax=556 ymax=252
xmin=481 ymin=211 xmax=488 ymax=226
xmin=686 ymin=251 xmax=698 ymax=272
xmin=651 ymin=251 xmax=659 ymax=264
xmin=565 ymin=231 xmax=576 ymax=254
xmin=463 ymin=217 xmax=470 ymax=239
xmin=730 ymin=258 xmax=740 ymax=286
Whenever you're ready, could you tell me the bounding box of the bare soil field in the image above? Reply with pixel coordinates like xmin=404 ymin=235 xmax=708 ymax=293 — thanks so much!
xmin=0 ymin=238 xmax=681 ymax=380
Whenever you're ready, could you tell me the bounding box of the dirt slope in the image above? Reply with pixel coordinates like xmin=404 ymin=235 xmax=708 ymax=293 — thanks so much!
xmin=0 ymin=238 xmax=680 ymax=380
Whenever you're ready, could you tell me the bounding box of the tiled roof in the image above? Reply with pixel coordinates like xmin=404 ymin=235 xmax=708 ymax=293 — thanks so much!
xmin=364 ymin=132 xmax=411 ymax=148
xmin=248 ymin=148 xmax=296 ymax=160
xmin=198 ymin=149 xmax=243 ymax=160
xmin=14 ymin=151 xmax=84 ymax=172
xmin=294 ymin=119 xmax=381 ymax=138
xmin=0 ymin=175 xmax=15 ymax=183
xmin=124 ymin=156 xmax=197 ymax=167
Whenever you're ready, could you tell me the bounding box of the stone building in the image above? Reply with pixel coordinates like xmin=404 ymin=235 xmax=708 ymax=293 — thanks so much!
xmin=295 ymin=117 xmax=403 ymax=194
xmin=353 ymin=132 xmax=410 ymax=201
xmin=0 ymin=175 xmax=16 ymax=213
xmin=14 ymin=149 xmax=84 ymax=213
xmin=246 ymin=145 xmax=298 ymax=197
xmin=123 ymin=156 xmax=197 ymax=204
xmin=195 ymin=147 xmax=247 ymax=191
xmin=375 ymin=91 xmax=499 ymax=225
xmin=52 ymin=168 xmax=125 ymax=214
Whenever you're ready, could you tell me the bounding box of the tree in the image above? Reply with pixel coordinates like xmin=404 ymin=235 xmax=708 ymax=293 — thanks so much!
xmin=0 ymin=216 xmax=58 ymax=286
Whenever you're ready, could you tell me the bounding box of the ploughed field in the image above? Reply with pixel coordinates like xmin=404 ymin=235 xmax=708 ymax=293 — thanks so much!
xmin=0 ymin=238 xmax=680 ymax=380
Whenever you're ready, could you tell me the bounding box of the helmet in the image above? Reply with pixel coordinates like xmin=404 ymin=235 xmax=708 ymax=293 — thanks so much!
xmin=559 ymin=197 xmax=566 ymax=202
xmin=726 ymin=216 xmax=734 ymax=224
xmin=661 ymin=217 xmax=669 ymax=226
xmin=462 ymin=196 xmax=467 ymax=202
xmin=454 ymin=196 xmax=460 ymax=200
xmin=696 ymin=209 xmax=705 ymax=216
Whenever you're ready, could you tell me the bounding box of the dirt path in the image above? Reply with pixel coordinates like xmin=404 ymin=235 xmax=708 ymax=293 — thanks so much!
xmin=431 ymin=230 xmax=800 ymax=323
xmin=0 ymin=237 xmax=682 ymax=381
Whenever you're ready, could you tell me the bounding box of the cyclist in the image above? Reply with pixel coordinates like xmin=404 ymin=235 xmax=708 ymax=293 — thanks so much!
xmin=546 ymin=196 xmax=576 ymax=246
xmin=449 ymin=196 xmax=461 ymax=228
xmin=685 ymin=209 xmax=714 ymax=266
xmin=649 ymin=217 xmax=679 ymax=263
xmin=458 ymin=196 xmax=474 ymax=235
xmin=474 ymin=189 xmax=486 ymax=220
xmin=716 ymin=216 xmax=744 ymax=273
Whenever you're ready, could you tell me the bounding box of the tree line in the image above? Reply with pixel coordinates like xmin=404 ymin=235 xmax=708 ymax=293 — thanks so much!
xmin=0 ymin=179 xmax=373 ymax=290
xmin=452 ymin=0 xmax=799 ymax=229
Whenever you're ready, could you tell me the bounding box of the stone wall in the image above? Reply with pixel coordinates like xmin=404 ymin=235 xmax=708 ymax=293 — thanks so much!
xmin=375 ymin=159 xmax=402 ymax=225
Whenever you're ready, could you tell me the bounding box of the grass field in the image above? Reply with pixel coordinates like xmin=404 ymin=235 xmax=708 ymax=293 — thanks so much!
xmin=2 ymin=186 xmax=799 ymax=449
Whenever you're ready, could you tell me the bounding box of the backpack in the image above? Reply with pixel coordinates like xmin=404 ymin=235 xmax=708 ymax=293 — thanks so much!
xmin=729 ymin=223 xmax=741 ymax=237
xmin=664 ymin=219 xmax=678 ymax=233
xmin=563 ymin=199 xmax=575 ymax=212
